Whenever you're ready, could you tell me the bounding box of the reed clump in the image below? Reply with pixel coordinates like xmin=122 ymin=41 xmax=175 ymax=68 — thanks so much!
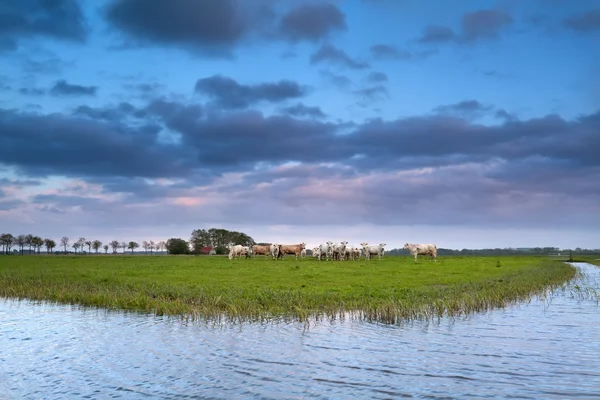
xmin=0 ymin=255 xmax=575 ymax=325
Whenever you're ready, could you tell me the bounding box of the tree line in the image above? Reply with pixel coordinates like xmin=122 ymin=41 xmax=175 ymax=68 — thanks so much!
xmin=0 ymin=228 xmax=257 ymax=256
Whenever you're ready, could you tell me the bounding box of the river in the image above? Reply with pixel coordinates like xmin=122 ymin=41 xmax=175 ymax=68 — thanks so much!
xmin=1 ymin=262 xmax=599 ymax=399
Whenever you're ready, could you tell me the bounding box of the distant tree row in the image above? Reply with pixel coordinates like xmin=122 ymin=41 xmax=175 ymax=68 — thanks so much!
xmin=0 ymin=233 xmax=167 ymax=255
xmin=189 ymin=228 xmax=256 ymax=255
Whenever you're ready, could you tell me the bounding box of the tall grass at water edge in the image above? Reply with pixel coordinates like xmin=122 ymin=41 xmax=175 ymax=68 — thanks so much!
xmin=0 ymin=255 xmax=577 ymax=325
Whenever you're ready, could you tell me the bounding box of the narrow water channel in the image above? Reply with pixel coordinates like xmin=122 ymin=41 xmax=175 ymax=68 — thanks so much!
xmin=1 ymin=262 xmax=599 ymax=399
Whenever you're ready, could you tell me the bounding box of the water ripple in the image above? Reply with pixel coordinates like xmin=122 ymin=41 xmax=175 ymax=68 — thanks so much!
xmin=0 ymin=262 xmax=599 ymax=399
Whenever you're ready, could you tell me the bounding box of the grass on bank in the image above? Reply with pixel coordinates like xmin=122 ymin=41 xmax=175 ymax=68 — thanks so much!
xmin=0 ymin=255 xmax=576 ymax=324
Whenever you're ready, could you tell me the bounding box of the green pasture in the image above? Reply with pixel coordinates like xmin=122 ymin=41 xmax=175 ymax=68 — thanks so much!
xmin=0 ymin=254 xmax=576 ymax=324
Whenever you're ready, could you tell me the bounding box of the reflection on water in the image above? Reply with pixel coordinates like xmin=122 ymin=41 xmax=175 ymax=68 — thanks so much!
xmin=1 ymin=262 xmax=599 ymax=399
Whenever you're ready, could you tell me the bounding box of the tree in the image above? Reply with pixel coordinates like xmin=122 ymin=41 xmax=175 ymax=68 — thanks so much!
xmin=25 ymin=234 xmax=33 ymax=254
xmin=149 ymin=240 xmax=155 ymax=255
xmin=44 ymin=238 xmax=54 ymax=253
xmin=127 ymin=241 xmax=139 ymax=254
xmin=61 ymin=236 xmax=69 ymax=253
xmin=120 ymin=242 xmax=127 ymax=253
xmin=16 ymin=234 xmax=26 ymax=255
xmin=31 ymin=236 xmax=43 ymax=253
xmin=157 ymin=241 xmax=166 ymax=253
xmin=86 ymin=240 xmax=92 ymax=253
xmin=72 ymin=242 xmax=80 ymax=253
xmin=191 ymin=228 xmax=255 ymax=254
xmin=110 ymin=240 xmax=119 ymax=254
xmin=166 ymin=238 xmax=188 ymax=255
xmin=142 ymin=241 xmax=149 ymax=254
xmin=103 ymin=244 xmax=109 ymax=254
xmin=1 ymin=233 xmax=14 ymax=255
xmin=77 ymin=237 xmax=86 ymax=253
xmin=92 ymin=240 xmax=102 ymax=253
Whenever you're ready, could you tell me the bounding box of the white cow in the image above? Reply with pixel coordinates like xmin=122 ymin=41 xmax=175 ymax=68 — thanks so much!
xmin=301 ymin=248 xmax=307 ymax=259
xmin=318 ymin=241 xmax=334 ymax=261
xmin=227 ymin=244 xmax=243 ymax=260
xmin=333 ymin=241 xmax=348 ymax=260
xmin=361 ymin=242 xmax=386 ymax=260
xmin=404 ymin=243 xmax=437 ymax=262
xmin=270 ymin=243 xmax=280 ymax=260
xmin=312 ymin=247 xmax=321 ymax=259
xmin=353 ymin=247 xmax=362 ymax=260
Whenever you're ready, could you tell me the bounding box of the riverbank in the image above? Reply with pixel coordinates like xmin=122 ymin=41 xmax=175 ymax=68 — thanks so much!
xmin=0 ymin=255 xmax=575 ymax=324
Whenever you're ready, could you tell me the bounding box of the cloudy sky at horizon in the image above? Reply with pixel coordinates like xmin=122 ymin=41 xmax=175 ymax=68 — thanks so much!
xmin=1 ymin=0 xmax=599 ymax=250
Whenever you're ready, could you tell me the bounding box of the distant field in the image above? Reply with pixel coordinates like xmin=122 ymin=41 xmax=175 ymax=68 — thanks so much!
xmin=0 ymin=255 xmax=575 ymax=324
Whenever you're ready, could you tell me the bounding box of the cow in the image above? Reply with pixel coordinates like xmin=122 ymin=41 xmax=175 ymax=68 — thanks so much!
xmin=312 ymin=247 xmax=321 ymax=259
xmin=333 ymin=241 xmax=348 ymax=261
xmin=278 ymin=243 xmax=306 ymax=260
xmin=227 ymin=244 xmax=243 ymax=260
xmin=353 ymin=247 xmax=362 ymax=260
xmin=318 ymin=241 xmax=334 ymax=261
xmin=252 ymin=244 xmax=271 ymax=259
xmin=361 ymin=242 xmax=386 ymax=260
xmin=342 ymin=246 xmax=355 ymax=260
xmin=270 ymin=243 xmax=280 ymax=260
xmin=301 ymin=248 xmax=307 ymax=259
xmin=404 ymin=243 xmax=437 ymax=262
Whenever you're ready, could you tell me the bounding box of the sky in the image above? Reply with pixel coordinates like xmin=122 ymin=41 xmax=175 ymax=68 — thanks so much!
xmin=1 ymin=0 xmax=599 ymax=250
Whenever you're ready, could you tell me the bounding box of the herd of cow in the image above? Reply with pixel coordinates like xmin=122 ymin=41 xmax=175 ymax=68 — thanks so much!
xmin=226 ymin=242 xmax=438 ymax=262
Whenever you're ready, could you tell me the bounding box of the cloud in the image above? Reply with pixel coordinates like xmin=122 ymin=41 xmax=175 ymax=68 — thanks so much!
xmin=366 ymin=72 xmax=388 ymax=83
xmin=369 ymin=44 xmax=436 ymax=60
xmin=563 ymin=9 xmax=600 ymax=33
xmin=0 ymin=107 xmax=189 ymax=178
xmin=194 ymin=75 xmax=308 ymax=109
xmin=354 ymin=85 xmax=389 ymax=106
xmin=0 ymin=0 xmax=87 ymax=50
xmin=433 ymin=100 xmax=493 ymax=119
xmin=104 ymin=0 xmax=274 ymax=56
xmin=320 ymin=70 xmax=352 ymax=88
xmin=279 ymin=2 xmax=346 ymax=42
xmin=418 ymin=9 xmax=512 ymax=44
xmin=310 ymin=44 xmax=370 ymax=69
xmin=50 ymin=80 xmax=97 ymax=96
xmin=281 ymin=103 xmax=327 ymax=119
xmin=19 ymin=88 xmax=45 ymax=96
xmin=418 ymin=25 xmax=456 ymax=43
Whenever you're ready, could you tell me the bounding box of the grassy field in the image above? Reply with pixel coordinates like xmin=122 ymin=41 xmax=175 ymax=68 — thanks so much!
xmin=0 ymin=254 xmax=576 ymax=324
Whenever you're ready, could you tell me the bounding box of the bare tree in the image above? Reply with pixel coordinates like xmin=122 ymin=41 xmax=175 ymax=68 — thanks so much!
xmin=77 ymin=237 xmax=86 ymax=254
xmin=142 ymin=241 xmax=149 ymax=254
xmin=149 ymin=240 xmax=155 ymax=255
xmin=110 ymin=240 xmax=119 ymax=254
xmin=103 ymin=244 xmax=109 ymax=254
xmin=86 ymin=240 xmax=92 ymax=253
xmin=120 ymin=242 xmax=126 ymax=253
xmin=72 ymin=242 xmax=80 ymax=253
xmin=61 ymin=236 xmax=69 ymax=253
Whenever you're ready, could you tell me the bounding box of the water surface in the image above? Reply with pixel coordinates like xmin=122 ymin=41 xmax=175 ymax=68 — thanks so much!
xmin=1 ymin=262 xmax=599 ymax=399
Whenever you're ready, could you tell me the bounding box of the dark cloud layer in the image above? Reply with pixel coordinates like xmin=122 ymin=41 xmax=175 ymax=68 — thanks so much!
xmin=310 ymin=44 xmax=369 ymax=69
xmin=563 ymin=9 xmax=600 ymax=32
xmin=194 ymin=75 xmax=307 ymax=109
xmin=0 ymin=0 xmax=87 ymax=50
xmin=50 ymin=80 xmax=97 ymax=96
xmin=279 ymin=2 xmax=346 ymax=42
xmin=418 ymin=9 xmax=512 ymax=44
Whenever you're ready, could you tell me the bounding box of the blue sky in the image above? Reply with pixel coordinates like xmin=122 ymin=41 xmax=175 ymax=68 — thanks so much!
xmin=1 ymin=0 xmax=599 ymax=250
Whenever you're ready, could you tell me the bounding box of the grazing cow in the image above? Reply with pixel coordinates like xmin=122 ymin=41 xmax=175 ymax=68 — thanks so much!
xmin=227 ymin=244 xmax=243 ymax=260
xmin=333 ymin=241 xmax=348 ymax=261
xmin=252 ymin=244 xmax=271 ymax=259
xmin=404 ymin=243 xmax=437 ymax=262
xmin=278 ymin=243 xmax=306 ymax=260
xmin=360 ymin=242 xmax=386 ymax=260
xmin=270 ymin=243 xmax=280 ymax=260
xmin=318 ymin=241 xmax=334 ymax=261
